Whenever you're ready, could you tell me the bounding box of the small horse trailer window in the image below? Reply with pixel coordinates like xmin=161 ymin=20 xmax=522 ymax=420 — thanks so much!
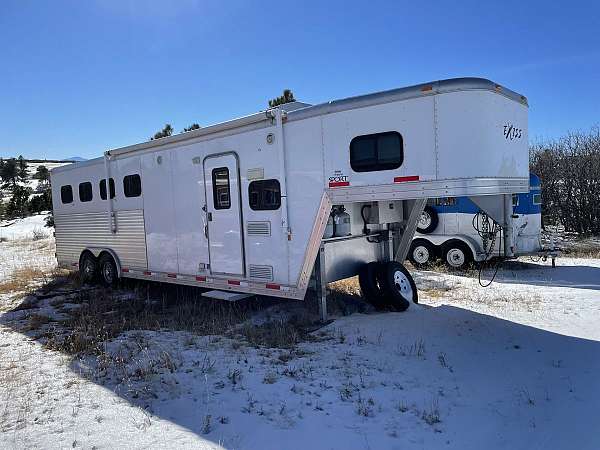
xmin=211 ymin=167 xmax=231 ymax=209
xmin=123 ymin=174 xmax=142 ymax=198
xmin=78 ymin=182 xmax=93 ymax=202
xmin=249 ymin=179 xmax=281 ymax=211
xmin=99 ymin=178 xmax=115 ymax=200
xmin=533 ymin=193 xmax=542 ymax=205
xmin=60 ymin=185 xmax=73 ymax=204
xmin=350 ymin=131 xmax=403 ymax=172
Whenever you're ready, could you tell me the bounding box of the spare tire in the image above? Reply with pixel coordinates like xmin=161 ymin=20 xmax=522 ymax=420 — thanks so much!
xmin=416 ymin=206 xmax=439 ymax=234
xmin=358 ymin=262 xmax=386 ymax=309
xmin=376 ymin=261 xmax=418 ymax=311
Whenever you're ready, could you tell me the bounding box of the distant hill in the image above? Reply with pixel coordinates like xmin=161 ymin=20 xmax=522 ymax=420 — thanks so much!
xmin=66 ymin=156 xmax=87 ymax=162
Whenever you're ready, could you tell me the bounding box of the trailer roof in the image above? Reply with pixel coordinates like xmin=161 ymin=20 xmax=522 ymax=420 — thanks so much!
xmin=52 ymin=77 xmax=526 ymax=174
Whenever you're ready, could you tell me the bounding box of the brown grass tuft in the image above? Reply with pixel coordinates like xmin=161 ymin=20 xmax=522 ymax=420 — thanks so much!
xmin=0 ymin=268 xmax=46 ymax=295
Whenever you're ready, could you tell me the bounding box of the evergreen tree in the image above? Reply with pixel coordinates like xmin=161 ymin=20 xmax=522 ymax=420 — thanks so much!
xmin=34 ymin=165 xmax=50 ymax=184
xmin=182 ymin=123 xmax=201 ymax=133
xmin=6 ymin=185 xmax=32 ymax=218
xmin=17 ymin=155 xmax=28 ymax=182
xmin=268 ymin=89 xmax=296 ymax=107
xmin=150 ymin=124 xmax=174 ymax=140
xmin=0 ymin=158 xmax=18 ymax=190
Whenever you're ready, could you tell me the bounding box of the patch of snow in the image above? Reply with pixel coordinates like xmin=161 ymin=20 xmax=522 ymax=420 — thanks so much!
xmin=0 ymin=213 xmax=51 ymax=241
xmin=0 ymin=237 xmax=599 ymax=449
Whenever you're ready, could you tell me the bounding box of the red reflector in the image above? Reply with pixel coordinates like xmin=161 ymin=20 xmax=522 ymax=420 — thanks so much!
xmin=196 ymin=276 xmax=206 ymax=282
xmin=167 ymin=273 xmax=177 ymax=278
xmin=71 ymin=263 xmax=78 ymax=267
xmin=121 ymin=268 xmax=129 ymax=273
xmin=143 ymin=271 xmax=152 ymax=276
xmin=394 ymin=175 xmax=420 ymax=183
xmin=228 ymin=280 xmax=241 ymax=286
xmin=421 ymin=85 xmax=433 ymax=92
xmin=329 ymin=181 xmax=350 ymax=188
xmin=266 ymin=283 xmax=280 ymax=290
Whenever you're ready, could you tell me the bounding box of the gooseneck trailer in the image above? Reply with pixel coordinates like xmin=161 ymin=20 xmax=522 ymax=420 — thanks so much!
xmin=50 ymin=78 xmax=529 ymax=318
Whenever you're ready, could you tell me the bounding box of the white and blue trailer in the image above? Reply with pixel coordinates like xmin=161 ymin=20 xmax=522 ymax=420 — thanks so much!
xmin=408 ymin=173 xmax=557 ymax=269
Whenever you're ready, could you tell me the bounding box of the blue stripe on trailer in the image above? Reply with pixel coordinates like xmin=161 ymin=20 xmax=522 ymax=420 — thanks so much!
xmin=432 ymin=172 xmax=541 ymax=216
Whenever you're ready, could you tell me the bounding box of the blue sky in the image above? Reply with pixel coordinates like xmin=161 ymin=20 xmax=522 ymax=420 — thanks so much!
xmin=1 ymin=0 xmax=599 ymax=160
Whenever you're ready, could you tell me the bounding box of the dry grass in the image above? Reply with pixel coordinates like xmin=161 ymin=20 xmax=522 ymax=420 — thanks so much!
xmin=0 ymin=267 xmax=47 ymax=295
xmin=238 ymin=316 xmax=316 ymax=349
xmin=36 ymin=281 xmax=318 ymax=356
xmin=23 ymin=313 xmax=52 ymax=332
xmin=564 ymin=247 xmax=600 ymax=259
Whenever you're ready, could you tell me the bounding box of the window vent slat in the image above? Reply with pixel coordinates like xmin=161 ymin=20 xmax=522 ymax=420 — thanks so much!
xmin=247 ymin=221 xmax=271 ymax=236
xmin=249 ymin=265 xmax=273 ymax=280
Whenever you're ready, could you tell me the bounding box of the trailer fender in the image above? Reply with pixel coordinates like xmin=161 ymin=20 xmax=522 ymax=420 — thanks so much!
xmin=82 ymin=248 xmax=122 ymax=278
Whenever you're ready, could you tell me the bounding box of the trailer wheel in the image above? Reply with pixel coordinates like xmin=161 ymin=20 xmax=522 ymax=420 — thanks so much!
xmin=416 ymin=206 xmax=439 ymax=234
xmin=358 ymin=262 xmax=385 ymax=308
xmin=377 ymin=261 xmax=418 ymax=310
xmin=408 ymin=239 xmax=436 ymax=268
xmin=442 ymin=241 xmax=473 ymax=270
xmin=99 ymin=254 xmax=118 ymax=287
xmin=79 ymin=252 xmax=98 ymax=284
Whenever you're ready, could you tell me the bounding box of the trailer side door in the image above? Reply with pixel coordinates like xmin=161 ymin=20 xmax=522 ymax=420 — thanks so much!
xmin=204 ymin=153 xmax=245 ymax=276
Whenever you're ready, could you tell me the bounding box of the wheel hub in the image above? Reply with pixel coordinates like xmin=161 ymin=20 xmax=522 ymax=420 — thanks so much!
xmin=413 ymin=245 xmax=430 ymax=264
xmin=418 ymin=211 xmax=432 ymax=229
xmin=447 ymin=248 xmax=465 ymax=267
xmin=393 ymin=270 xmax=413 ymax=300
xmin=103 ymin=264 xmax=114 ymax=283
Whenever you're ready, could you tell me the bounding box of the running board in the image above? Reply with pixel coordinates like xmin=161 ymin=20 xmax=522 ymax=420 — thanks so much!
xmin=201 ymin=290 xmax=254 ymax=302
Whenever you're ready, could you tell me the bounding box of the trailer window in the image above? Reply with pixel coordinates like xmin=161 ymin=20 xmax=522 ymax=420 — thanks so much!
xmin=99 ymin=178 xmax=115 ymax=200
xmin=435 ymin=197 xmax=456 ymax=207
xmin=60 ymin=185 xmax=73 ymax=204
xmin=533 ymin=193 xmax=542 ymax=205
xmin=249 ymin=179 xmax=281 ymax=211
xmin=123 ymin=174 xmax=142 ymax=198
xmin=350 ymin=131 xmax=403 ymax=172
xmin=212 ymin=167 xmax=231 ymax=210
xmin=512 ymin=194 xmax=519 ymax=207
xmin=78 ymin=182 xmax=93 ymax=202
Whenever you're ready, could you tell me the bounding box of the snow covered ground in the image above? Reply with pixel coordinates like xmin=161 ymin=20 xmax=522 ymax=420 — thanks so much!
xmin=0 ymin=227 xmax=599 ymax=449
xmin=0 ymin=214 xmax=55 ymax=283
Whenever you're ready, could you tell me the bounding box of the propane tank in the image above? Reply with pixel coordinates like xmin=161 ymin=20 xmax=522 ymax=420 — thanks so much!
xmin=323 ymin=214 xmax=334 ymax=239
xmin=333 ymin=206 xmax=351 ymax=237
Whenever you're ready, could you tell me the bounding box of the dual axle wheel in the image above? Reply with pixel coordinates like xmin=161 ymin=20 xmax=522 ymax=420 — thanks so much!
xmin=79 ymin=252 xmax=118 ymax=287
xmin=408 ymin=239 xmax=473 ymax=270
xmin=359 ymin=261 xmax=418 ymax=311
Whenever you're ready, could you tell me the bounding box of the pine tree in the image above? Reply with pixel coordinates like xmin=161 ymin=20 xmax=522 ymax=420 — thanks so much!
xmin=150 ymin=124 xmax=174 ymax=140
xmin=17 ymin=155 xmax=28 ymax=182
xmin=269 ymin=89 xmax=296 ymax=107
xmin=6 ymin=185 xmax=32 ymax=218
xmin=182 ymin=123 xmax=201 ymax=133
xmin=0 ymin=158 xmax=18 ymax=190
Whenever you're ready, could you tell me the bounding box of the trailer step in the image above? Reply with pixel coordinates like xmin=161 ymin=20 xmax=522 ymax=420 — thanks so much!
xmin=201 ymin=290 xmax=254 ymax=302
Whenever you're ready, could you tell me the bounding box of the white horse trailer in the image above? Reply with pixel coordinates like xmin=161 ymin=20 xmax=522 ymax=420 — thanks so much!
xmin=50 ymin=78 xmax=529 ymax=318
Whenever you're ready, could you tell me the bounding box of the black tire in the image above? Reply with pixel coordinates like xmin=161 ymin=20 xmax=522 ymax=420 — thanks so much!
xmin=442 ymin=240 xmax=473 ymax=270
xmin=79 ymin=252 xmax=98 ymax=284
xmin=358 ymin=262 xmax=386 ymax=308
xmin=416 ymin=206 xmax=439 ymax=234
xmin=376 ymin=261 xmax=418 ymax=311
xmin=408 ymin=239 xmax=436 ymax=268
xmin=98 ymin=253 xmax=118 ymax=287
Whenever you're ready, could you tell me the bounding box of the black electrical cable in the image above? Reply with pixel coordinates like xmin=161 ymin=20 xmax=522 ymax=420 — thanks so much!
xmin=361 ymin=205 xmax=371 ymax=235
xmin=472 ymin=211 xmax=504 ymax=287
